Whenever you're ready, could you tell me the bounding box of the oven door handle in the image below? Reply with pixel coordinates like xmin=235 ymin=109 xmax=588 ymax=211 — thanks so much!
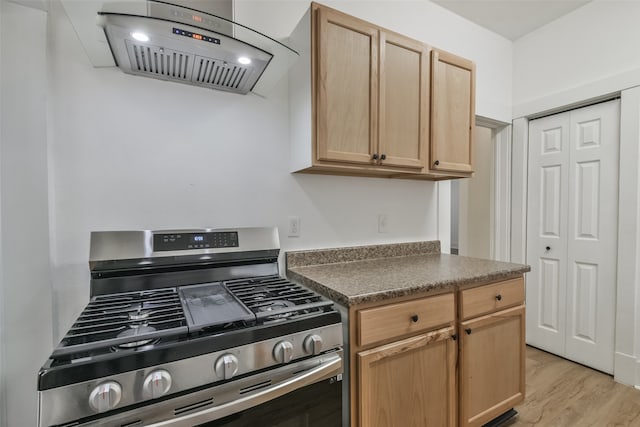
xmin=146 ymin=353 xmax=342 ymax=427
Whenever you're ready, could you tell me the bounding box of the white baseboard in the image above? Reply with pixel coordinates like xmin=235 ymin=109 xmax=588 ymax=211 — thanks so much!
xmin=614 ymin=351 xmax=636 ymax=386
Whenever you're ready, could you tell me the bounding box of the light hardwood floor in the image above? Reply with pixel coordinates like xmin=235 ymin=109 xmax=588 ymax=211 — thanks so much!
xmin=504 ymin=346 xmax=640 ymax=426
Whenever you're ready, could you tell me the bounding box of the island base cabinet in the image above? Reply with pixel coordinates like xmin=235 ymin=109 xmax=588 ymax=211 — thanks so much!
xmin=459 ymin=305 xmax=526 ymax=427
xmin=357 ymin=327 xmax=456 ymax=427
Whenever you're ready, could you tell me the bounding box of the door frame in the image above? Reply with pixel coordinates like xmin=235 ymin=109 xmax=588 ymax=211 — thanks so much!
xmin=511 ymin=89 xmax=640 ymax=386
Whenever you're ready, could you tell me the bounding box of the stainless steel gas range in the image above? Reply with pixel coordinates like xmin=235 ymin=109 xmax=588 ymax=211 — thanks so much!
xmin=38 ymin=227 xmax=343 ymax=427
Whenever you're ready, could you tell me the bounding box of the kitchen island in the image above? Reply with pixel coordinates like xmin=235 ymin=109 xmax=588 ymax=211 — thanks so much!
xmin=286 ymin=241 xmax=530 ymax=427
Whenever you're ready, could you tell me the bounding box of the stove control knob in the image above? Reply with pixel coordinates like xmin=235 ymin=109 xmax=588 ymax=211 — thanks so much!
xmin=273 ymin=340 xmax=294 ymax=364
xmin=215 ymin=354 xmax=239 ymax=380
xmin=88 ymin=381 xmax=122 ymax=413
xmin=142 ymin=369 xmax=172 ymax=399
xmin=304 ymin=334 xmax=324 ymax=355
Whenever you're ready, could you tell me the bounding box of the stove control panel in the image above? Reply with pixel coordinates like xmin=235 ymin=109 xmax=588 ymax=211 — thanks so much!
xmin=39 ymin=324 xmax=342 ymax=426
xmin=153 ymin=231 xmax=239 ymax=252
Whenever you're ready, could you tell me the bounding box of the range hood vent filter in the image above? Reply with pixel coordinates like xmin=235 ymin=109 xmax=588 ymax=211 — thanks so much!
xmin=123 ymin=39 xmax=253 ymax=91
xmin=127 ymin=41 xmax=192 ymax=80
xmin=193 ymin=56 xmax=250 ymax=90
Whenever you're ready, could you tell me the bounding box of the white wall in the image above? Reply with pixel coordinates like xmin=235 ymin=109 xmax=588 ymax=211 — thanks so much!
xmin=0 ymin=1 xmax=4 ymax=423
xmin=0 ymin=0 xmax=514 ymax=423
xmin=236 ymin=0 xmax=513 ymax=123
xmin=0 ymin=2 xmax=53 ymax=427
xmin=47 ymin=0 xmax=513 ymax=340
xmin=617 ymin=87 xmax=640 ymax=386
xmin=46 ymin=0 xmax=435 ymax=341
xmin=513 ymin=0 xmax=640 ymax=117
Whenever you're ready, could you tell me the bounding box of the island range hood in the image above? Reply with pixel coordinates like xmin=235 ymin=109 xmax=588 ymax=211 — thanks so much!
xmin=60 ymin=0 xmax=299 ymax=95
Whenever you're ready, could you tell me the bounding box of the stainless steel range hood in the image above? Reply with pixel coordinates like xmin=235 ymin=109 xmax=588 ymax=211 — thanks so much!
xmin=60 ymin=0 xmax=299 ymax=95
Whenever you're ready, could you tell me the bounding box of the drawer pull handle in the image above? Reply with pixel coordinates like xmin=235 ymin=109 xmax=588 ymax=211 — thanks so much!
xmin=495 ymin=294 xmax=502 ymax=301
xmin=410 ymin=314 xmax=419 ymax=323
xmin=451 ymin=334 xmax=457 ymax=341
xmin=465 ymin=328 xmax=472 ymax=335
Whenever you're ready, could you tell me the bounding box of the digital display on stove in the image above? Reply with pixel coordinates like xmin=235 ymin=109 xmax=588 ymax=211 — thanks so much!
xmin=153 ymin=231 xmax=239 ymax=251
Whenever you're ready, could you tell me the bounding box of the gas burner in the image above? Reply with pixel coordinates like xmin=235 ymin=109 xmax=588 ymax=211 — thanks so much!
xmin=256 ymin=300 xmax=295 ymax=312
xmin=255 ymin=300 xmax=298 ymax=320
xmin=128 ymin=310 xmax=151 ymax=321
xmin=116 ymin=323 xmax=157 ymax=349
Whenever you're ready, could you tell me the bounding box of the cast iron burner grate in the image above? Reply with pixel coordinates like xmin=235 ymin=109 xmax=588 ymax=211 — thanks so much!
xmin=52 ymin=288 xmax=188 ymax=358
xmin=225 ymin=276 xmax=334 ymax=322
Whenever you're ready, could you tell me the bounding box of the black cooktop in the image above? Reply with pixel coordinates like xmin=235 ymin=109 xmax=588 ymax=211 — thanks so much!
xmin=48 ymin=275 xmax=335 ymax=365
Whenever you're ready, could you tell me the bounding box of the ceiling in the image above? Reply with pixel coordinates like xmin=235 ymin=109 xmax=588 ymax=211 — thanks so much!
xmin=432 ymin=0 xmax=592 ymax=40
xmin=9 ymin=0 xmax=590 ymax=41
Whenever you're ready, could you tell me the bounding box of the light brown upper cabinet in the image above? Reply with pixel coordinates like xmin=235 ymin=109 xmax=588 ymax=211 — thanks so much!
xmin=430 ymin=49 xmax=476 ymax=174
xmin=289 ymin=3 xmax=429 ymax=176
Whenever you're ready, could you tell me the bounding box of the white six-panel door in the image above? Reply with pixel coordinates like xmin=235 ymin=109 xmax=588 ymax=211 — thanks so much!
xmin=526 ymin=113 xmax=570 ymax=357
xmin=526 ymin=100 xmax=619 ymax=373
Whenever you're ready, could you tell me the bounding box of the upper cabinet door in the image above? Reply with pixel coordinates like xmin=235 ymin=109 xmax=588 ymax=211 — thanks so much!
xmin=378 ymin=31 xmax=429 ymax=169
xmin=315 ymin=6 xmax=378 ymax=165
xmin=431 ymin=49 xmax=475 ymax=173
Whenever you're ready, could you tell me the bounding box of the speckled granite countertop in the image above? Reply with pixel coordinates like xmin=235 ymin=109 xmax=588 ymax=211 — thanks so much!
xmin=286 ymin=241 xmax=530 ymax=306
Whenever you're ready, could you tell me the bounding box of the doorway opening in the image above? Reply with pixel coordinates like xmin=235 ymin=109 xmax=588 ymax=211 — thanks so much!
xmin=451 ymin=126 xmax=493 ymax=258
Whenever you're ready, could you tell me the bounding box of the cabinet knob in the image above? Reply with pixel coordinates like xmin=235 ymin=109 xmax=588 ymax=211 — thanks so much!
xmin=372 ymin=153 xmax=379 ymax=160
xmin=380 ymin=154 xmax=387 ymax=161
xmin=495 ymin=294 xmax=502 ymax=301
xmin=545 ymin=246 xmax=551 ymax=251
xmin=465 ymin=328 xmax=472 ymax=335
xmin=434 ymin=160 xmax=440 ymax=166
xmin=451 ymin=334 xmax=457 ymax=341
xmin=410 ymin=314 xmax=419 ymax=323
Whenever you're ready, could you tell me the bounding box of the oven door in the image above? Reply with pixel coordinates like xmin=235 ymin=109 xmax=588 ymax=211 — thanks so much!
xmin=74 ymin=351 xmax=342 ymax=427
xmin=199 ymin=375 xmax=341 ymax=427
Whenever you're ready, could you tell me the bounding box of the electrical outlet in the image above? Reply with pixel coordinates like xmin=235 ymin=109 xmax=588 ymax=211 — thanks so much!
xmin=378 ymin=214 xmax=389 ymax=233
xmin=288 ymin=216 xmax=300 ymax=237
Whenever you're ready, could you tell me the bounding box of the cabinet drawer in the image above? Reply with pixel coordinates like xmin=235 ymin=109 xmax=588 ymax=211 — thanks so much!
xmin=358 ymin=293 xmax=454 ymax=347
xmin=460 ymin=277 xmax=524 ymax=320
